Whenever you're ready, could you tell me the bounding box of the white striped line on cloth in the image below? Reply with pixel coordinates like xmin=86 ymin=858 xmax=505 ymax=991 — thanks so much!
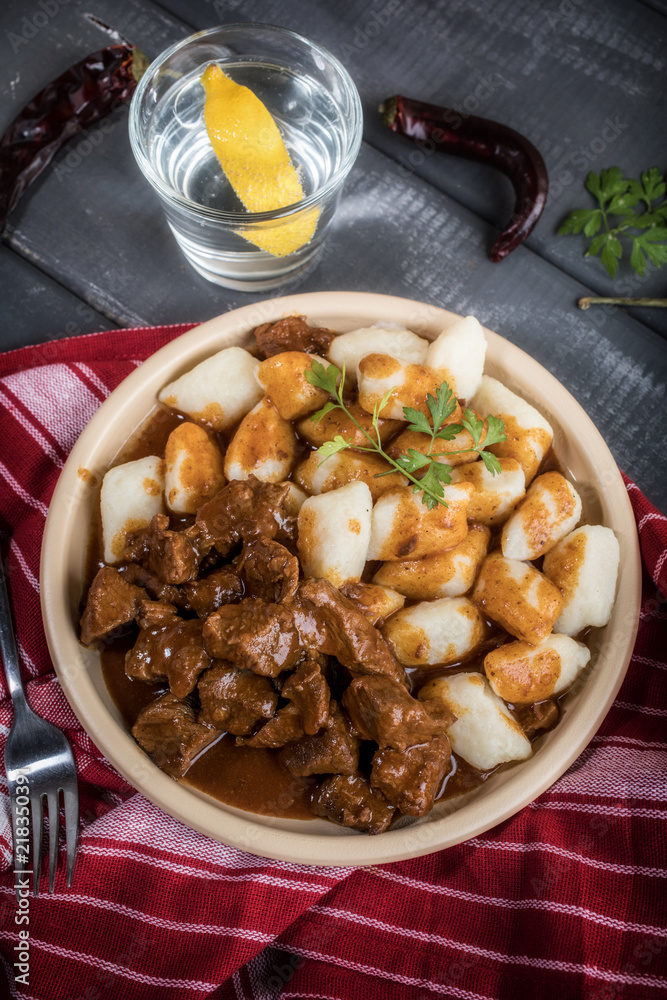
xmin=638 ymin=512 xmax=667 ymax=531
xmin=0 ymin=932 xmax=222 ymax=992
xmin=613 ymin=701 xmax=667 ymax=716
xmin=79 ymin=844 xmax=335 ymax=893
xmin=554 ymin=746 xmax=667 ymax=800
xmin=590 ymin=735 xmax=667 ymax=749
xmin=640 ymin=608 xmax=667 ymax=622
xmin=9 ymin=538 xmax=39 ymax=594
xmin=0 ymin=385 xmax=64 ymax=468
xmin=72 ymin=362 xmax=111 ymax=399
xmin=364 ymin=868 xmax=667 ymax=937
xmin=625 ymin=482 xmax=640 ymax=492
xmin=3 ymin=364 xmax=101 ymax=454
xmin=280 ymin=947 xmax=494 ymax=1000
xmin=232 ymin=971 xmax=245 ymax=1000
xmin=631 ymin=654 xmax=667 ymax=671
xmin=655 ymin=548 xmax=667 ymax=580
xmin=529 ymin=800 xmax=667 ymax=819
xmin=0 ymin=460 xmax=49 ymax=518
xmin=17 ymin=641 xmax=39 ymax=680
xmin=300 ymin=908 xmax=667 ymax=988
xmin=0 ymin=885 xmax=275 ymax=941
xmin=466 ymin=838 xmax=667 ymax=877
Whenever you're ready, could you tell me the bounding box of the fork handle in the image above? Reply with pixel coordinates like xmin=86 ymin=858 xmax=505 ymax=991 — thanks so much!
xmin=0 ymin=558 xmax=28 ymax=711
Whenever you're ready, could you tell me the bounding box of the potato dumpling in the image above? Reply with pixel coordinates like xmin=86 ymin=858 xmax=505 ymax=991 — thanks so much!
xmin=367 ymin=483 xmax=474 ymax=561
xmin=373 ymin=523 xmax=490 ymax=600
xmin=297 ymin=481 xmax=372 ymax=586
xmin=294 ymin=450 xmax=406 ymax=502
xmin=501 ymin=471 xmax=582 ymax=561
xmin=159 ymin=346 xmax=262 ymax=432
xmin=451 ymin=458 xmax=526 ymax=526
xmin=256 ymin=351 xmax=330 ymax=420
xmin=425 ymin=316 xmax=487 ymax=401
xmin=472 ymin=552 xmax=563 ymax=645
xmin=419 ymin=673 xmax=532 ymax=770
xmin=338 ymin=582 xmax=405 ymax=626
xmin=328 ymin=326 xmax=429 ymax=378
xmin=164 ymin=422 xmax=225 ymax=515
xmin=383 ymin=596 xmax=486 ymax=667
xmin=281 ymin=481 xmax=308 ymax=515
xmin=472 ymin=375 xmax=553 ymax=485
xmin=358 ymin=354 xmax=460 ymax=420
xmin=296 ymin=401 xmax=402 ymax=449
xmin=484 ymin=633 xmax=590 ymax=704
xmin=542 ymin=525 xmax=620 ymax=636
xmin=101 ymin=456 xmax=165 ymax=564
xmin=224 ymin=397 xmax=296 ymax=483
xmin=385 ymin=420 xmax=479 ymax=470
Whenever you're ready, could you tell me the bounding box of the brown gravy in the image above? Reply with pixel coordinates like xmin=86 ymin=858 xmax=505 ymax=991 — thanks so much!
xmin=95 ymin=400 xmax=565 ymax=826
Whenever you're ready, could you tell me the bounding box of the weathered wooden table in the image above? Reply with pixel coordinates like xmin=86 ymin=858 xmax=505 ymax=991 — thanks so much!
xmin=1 ymin=0 xmax=666 ymax=506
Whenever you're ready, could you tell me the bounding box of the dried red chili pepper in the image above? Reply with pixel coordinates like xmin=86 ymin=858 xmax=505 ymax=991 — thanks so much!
xmin=380 ymin=94 xmax=548 ymax=261
xmin=0 ymin=44 xmax=148 ymax=233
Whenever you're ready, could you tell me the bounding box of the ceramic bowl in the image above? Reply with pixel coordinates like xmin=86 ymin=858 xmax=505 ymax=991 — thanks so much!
xmin=40 ymin=291 xmax=641 ymax=866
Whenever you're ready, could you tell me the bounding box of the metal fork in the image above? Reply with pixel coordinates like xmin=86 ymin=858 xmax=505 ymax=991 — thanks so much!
xmin=0 ymin=557 xmax=79 ymax=894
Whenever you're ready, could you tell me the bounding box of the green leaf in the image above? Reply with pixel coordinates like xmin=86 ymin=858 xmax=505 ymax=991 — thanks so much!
xmin=403 ymin=408 xmax=432 ymax=436
xmin=480 ymin=450 xmax=502 ymax=475
xmin=461 ymin=408 xmax=485 ymax=448
xmin=583 ymin=211 xmax=604 ymax=236
xmin=598 ymin=167 xmax=628 ymax=202
xmin=641 ymin=167 xmax=666 ymax=205
xmin=419 ymin=463 xmax=448 ymax=502
xmin=585 ymin=233 xmax=607 ymax=258
xmin=374 ymin=387 xmax=397 ymax=424
xmin=630 ymin=239 xmax=646 ymax=276
xmin=305 ymin=360 xmax=340 ymax=396
xmin=316 ymin=435 xmax=351 ymax=464
xmin=396 ymin=449 xmax=431 ymax=474
xmin=309 ymin=400 xmax=337 ymax=424
xmin=584 ymin=171 xmax=602 ymax=202
xmin=426 ymin=381 xmax=456 ymax=432
xmin=483 ymin=414 xmax=507 ymax=448
xmin=435 ymin=422 xmax=464 ymax=441
xmin=600 ymin=234 xmax=623 ymax=278
xmin=636 ymin=229 xmax=667 ymax=268
xmin=557 ymin=209 xmax=599 ymax=236
xmin=607 ymin=191 xmax=641 ymax=215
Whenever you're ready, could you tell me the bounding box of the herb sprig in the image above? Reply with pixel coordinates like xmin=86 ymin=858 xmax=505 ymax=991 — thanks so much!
xmin=558 ymin=167 xmax=667 ymax=278
xmin=305 ymin=361 xmax=506 ymax=510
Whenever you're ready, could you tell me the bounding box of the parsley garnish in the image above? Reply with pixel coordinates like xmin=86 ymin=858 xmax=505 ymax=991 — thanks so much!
xmin=558 ymin=167 xmax=667 ymax=278
xmin=305 ymin=361 xmax=506 ymax=510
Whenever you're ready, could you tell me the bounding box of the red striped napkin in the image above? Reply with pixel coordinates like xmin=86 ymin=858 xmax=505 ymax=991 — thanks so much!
xmin=0 ymin=324 xmax=665 ymax=1000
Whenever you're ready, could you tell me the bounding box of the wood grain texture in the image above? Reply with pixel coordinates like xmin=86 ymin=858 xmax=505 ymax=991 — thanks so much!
xmin=0 ymin=0 xmax=665 ymax=506
xmin=155 ymin=0 xmax=667 ymax=337
xmin=0 ymin=247 xmax=115 ymax=352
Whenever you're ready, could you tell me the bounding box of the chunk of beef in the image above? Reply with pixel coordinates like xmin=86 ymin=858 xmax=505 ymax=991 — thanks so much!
xmin=513 ymin=699 xmax=559 ymax=737
xmin=312 ymin=772 xmax=395 ymax=834
xmin=237 ymin=702 xmax=304 ymax=748
xmin=203 ymin=599 xmax=303 ymax=677
xmin=237 ymin=537 xmax=299 ymax=603
xmin=280 ymin=702 xmax=359 ymax=776
xmin=198 ymin=662 xmax=278 ymax=736
xmin=184 ymin=566 xmax=244 ymax=619
xmin=118 ymin=563 xmax=188 ymax=608
xmin=294 ymin=579 xmax=405 ymax=685
xmin=253 ymin=315 xmax=336 ymax=359
xmin=132 ymin=692 xmax=217 ymax=778
xmin=371 ymin=734 xmax=452 ymax=817
xmin=80 ymin=566 xmax=145 ymax=645
xmin=342 ymin=676 xmax=450 ymax=750
xmin=282 ymin=657 xmax=330 ymax=734
xmin=187 ymin=477 xmax=296 ymax=559
xmin=123 ymin=514 xmax=197 ymax=585
xmin=126 ymin=617 xmax=211 ymax=698
xmin=136 ymin=599 xmax=178 ymax=629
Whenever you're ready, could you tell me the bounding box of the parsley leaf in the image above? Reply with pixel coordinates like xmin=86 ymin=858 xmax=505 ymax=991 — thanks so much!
xmin=558 ymin=166 xmax=667 ymax=278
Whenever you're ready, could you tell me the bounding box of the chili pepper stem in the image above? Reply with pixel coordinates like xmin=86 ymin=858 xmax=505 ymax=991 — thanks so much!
xmin=578 ymin=296 xmax=667 ymax=310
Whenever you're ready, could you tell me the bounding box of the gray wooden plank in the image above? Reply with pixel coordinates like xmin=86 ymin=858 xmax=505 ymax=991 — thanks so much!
xmin=0 ymin=246 xmax=115 ymax=352
xmin=7 ymin=122 xmax=667 ymax=507
xmin=154 ymin=0 xmax=667 ymax=337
